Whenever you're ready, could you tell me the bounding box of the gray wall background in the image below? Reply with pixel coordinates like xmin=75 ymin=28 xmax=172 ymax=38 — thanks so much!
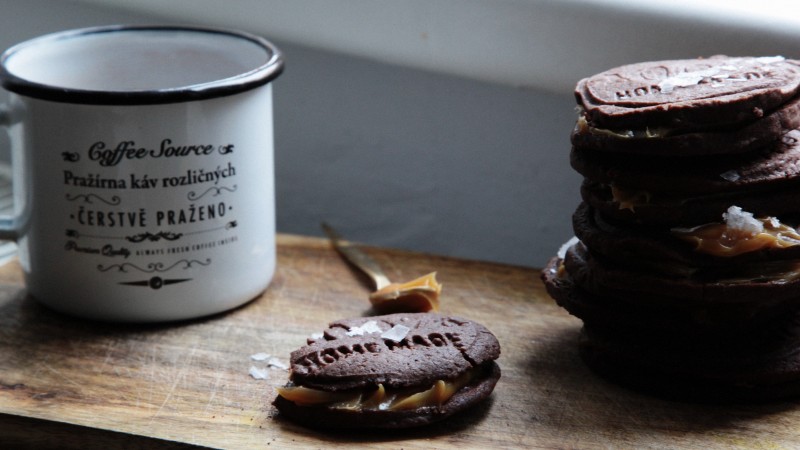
xmin=1 ymin=0 xmax=798 ymax=268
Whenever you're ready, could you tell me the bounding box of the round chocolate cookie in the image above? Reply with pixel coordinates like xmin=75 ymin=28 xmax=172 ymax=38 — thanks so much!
xmin=542 ymin=247 xmax=798 ymax=337
xmin=572 ymin=129 xmax=800 ymax=195
xmin=572 ymin=95 xmax=800 ymax=156
xmin=543 ymin=254 xmax=800 ymax=402
xmin=579 ymin=178 xmax=800 ymax=228
xmin=273 ymin=313 xmax=501 ymax=430
xmin=579 ymin=324 xmax=800 ymax=403
xmin=572 ymin=202 xmax=800 ymax=267
xmin=577 ymin=56 xmax=800 ymax=131
xmin=541 ymin=255 xmax=690 ymax=336
xmin=563 ymin=241 xmax=800 ymax=325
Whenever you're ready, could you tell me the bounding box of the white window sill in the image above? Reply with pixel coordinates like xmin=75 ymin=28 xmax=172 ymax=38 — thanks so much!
xmin=70 ymin=0 xmax=800 ymax=93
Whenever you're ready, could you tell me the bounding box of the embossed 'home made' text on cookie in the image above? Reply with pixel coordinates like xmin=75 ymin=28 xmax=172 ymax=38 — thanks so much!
xmin=298 ymin=332 xmax=464 ymax=369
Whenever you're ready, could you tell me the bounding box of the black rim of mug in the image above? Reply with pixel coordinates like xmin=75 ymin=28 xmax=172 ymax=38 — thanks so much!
xmin=0 ymin=24 xmax=284 ymax=105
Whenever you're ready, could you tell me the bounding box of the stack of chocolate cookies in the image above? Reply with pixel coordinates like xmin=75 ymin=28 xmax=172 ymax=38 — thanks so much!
xmin=542 ymin=56 xmax=800 ymax=401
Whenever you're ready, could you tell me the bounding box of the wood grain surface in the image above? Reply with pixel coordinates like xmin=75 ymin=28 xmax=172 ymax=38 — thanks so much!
xmin=1 ymin=234 xmax=799 ymax=449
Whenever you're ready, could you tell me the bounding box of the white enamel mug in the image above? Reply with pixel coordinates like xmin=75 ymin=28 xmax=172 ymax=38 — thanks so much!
xmin=0 ymin=25 xmax=284 ymax=322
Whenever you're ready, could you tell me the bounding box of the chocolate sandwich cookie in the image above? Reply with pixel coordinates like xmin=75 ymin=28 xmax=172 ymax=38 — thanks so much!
xmin=543 ymin=246 xmax=793 ymax=339
xmin=577 ymin=56 xmax=800 ymax=131
xmin=542 ymin=254 xmax=691 ymax=337
xmin=574 ymin=130 xmax=800 ymax=226
xmin=273 ymin=313 xmax=501 ymax=429
xmin=579 ymin=322 xmax=800 ymax=403
xmin=543 ymin=252 xmax=800 ymax=402
xmin=579 ymin=178 xmax=800 ymax=227
xmin=572 ymin=95 xmax=800 ymax=156
xmin=562 ymin=241 xmax=800 ymax=327
xmin=572 ymin=202 xmax=800 ymax=267
xmin=572 ymin=130 xmax=800 ymax=195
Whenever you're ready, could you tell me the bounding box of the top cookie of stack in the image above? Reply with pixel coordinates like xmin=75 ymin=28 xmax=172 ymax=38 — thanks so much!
xmin=573 ymin=55 xmax=800 ymax=156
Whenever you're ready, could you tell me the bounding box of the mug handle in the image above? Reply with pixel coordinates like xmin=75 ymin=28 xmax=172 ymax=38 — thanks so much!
xmin=0 ymin=102 xmax=24 ymax=241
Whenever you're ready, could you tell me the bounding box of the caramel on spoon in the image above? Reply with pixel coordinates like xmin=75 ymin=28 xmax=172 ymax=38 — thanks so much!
xmin=321 ymin=223 xmax=441 ymax=313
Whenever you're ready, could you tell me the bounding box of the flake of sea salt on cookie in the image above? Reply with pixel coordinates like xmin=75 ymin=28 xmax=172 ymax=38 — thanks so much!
xmin=249 ymin=365 xmax=269 ymax=380
xmin=720 ymin=170 xmax=740 ymax=182
xmin=309 ymin=332 xmax=324 ymax=340
xmin=346 ymin=320 xmax=383 ymax=336
xmin=659 ymin=67 xmax=722 ymax=94
xmin=557 ymin=236 xmax=580 ymax=259
xmin=250 ymin=352 xmax=271 ymax=361
xmin=381 ymin=324 xmax=411 ymax=343
xmin=723 ymin=205 xmax=763 ymax=236
xmin=756 ymin=56 xmax=785 ymax=65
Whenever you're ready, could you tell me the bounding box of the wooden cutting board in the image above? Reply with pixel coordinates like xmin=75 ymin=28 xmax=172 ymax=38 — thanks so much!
xmin=1 ymin=234 xmax=799 ymax=449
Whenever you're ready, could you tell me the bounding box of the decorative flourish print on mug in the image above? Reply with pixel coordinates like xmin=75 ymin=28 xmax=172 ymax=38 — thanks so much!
xmin=182 ymin=221 xmax=239 ymax=236
xmin=61 ymin=152 xmax=80 ymax=162
xmin=97 ymin=258 xmax=211 ymax=273
xmin=126 ymin=231 xmax=184 ymax=243
xmin=66 ymin=228 xmax=161 ymax=241
xmin=119 ymin=276 xmax=192 ymax=290
xmin=67 ymin=222 xmax=237 ymax=241
xmin=187 ymin=184 xmax=238 ymax=201
xmin=65 ymin=193 xmax=121 ymax=206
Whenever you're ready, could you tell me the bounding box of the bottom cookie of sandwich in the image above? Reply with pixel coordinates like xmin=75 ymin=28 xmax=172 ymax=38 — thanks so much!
xmin=273 ymin=362 xmax=500 ymax=429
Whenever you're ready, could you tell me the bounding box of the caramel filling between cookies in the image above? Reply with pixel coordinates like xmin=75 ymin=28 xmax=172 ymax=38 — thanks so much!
xmin=672 ymin=207 xmax=800 ymax=257
xmin=369 ymin=272 xmax=442 ymax=313
xmin=276 ymin=367 xmax=476 ymax=411
xmin=577 ymin=115 xmax=669 ymax=139
xmin=610 ymin=185 xmax=652 ymax=211
xmin=640 ymin=258 xmax=800 ymax=284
